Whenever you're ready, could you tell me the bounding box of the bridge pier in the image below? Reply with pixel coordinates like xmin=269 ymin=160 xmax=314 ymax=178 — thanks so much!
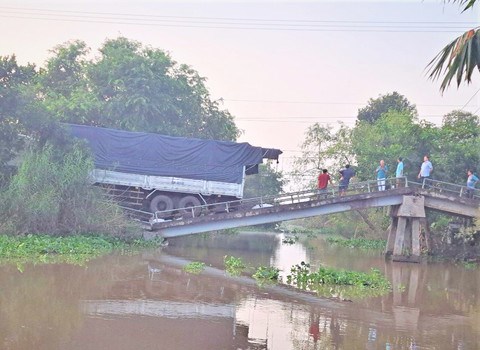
xmin=386 ymin=196 xmax=426 ymax=263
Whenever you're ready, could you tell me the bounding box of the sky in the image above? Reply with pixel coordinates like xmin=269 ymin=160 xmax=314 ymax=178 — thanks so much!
xmin=1 ymin=0 xmax=479 ymax=180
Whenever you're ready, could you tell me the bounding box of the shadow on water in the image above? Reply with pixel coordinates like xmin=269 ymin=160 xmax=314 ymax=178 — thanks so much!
xmin=0 ymin=231 xmax=478 ymax=349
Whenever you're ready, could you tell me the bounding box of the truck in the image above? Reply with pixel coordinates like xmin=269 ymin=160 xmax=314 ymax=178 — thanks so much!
xmin=68 ymin=124 xmax=282 ymax=215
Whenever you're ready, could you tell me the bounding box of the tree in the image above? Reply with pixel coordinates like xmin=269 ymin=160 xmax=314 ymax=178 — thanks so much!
xmin=0 ymin=55 xmax=38 ymax=179
xmin=292 ymin=122 xmax=353 ymax=189
xmin=434 ymin=110 xmax=480 ymax=183
xmin=38 ymin=40 xmax=100 ymax=126
xmin=243 ymin=163 xmax=284 ymax=198
xmin=352 ymin=111 xmax=426 ymax=181
xmin=427 ymin=0 xmax=480 ymax=91
xmin=38 ymin=37 xmax=240 ymax=141
xmin=357 ymin=92 xmax=417 ymax=123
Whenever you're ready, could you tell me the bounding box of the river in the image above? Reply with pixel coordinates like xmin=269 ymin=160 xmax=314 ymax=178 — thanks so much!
xmin=0 ymin=231 xmax=478 ymax=349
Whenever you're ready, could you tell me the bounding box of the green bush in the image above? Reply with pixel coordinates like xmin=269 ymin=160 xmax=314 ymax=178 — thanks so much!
xmin=0 ymin=143 xmax=134 ymax=236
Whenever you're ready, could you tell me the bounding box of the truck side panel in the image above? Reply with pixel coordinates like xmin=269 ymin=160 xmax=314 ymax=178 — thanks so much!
xmin=92 ymin=169 xmax=244 ymax=198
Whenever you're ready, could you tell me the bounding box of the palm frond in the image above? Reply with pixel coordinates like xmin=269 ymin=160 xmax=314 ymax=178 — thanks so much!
xmin=427 ymin=28 xmax=480 ymax=92
xmin=446 ymin=0 xmax=478 ymax=12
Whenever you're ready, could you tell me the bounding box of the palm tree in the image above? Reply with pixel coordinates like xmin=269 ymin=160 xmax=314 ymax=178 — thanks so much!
xmin=427 ymin=0 xmax=480 ymax=92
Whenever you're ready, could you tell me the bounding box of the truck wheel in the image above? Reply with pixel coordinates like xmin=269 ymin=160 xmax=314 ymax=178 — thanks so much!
xmin=149 ymin=194 xmax=174 ymax=213
xmin=178 ymin=196 xmax=202 ymax=217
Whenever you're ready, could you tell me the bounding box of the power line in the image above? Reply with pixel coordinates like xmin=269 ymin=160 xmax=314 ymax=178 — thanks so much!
xmin=234 ymin=116 xmax=448 ymax=124
xmin=223 ymin=98 xmax=475 ymax=108
xmin=459 ymin=87 xmax=480 ymax=110
xmin=235 ymin=115 xmax=446 ymax=120
xmin=0 ymin=7 xmax=476 ymax=33
xmin=0 ymin=6 xmax=478 ymax=25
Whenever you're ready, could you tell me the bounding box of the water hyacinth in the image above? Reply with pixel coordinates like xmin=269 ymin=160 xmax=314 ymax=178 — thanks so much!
xmin=286 ymin=261 xmax=391 ymax=299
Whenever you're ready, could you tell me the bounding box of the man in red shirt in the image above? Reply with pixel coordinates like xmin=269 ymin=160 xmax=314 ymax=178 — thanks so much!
xmin=317 ymin=169 xmax=333 ymax=197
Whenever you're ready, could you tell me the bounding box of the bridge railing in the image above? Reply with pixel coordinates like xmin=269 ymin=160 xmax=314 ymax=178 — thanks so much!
xmin=146 ymin=176 xmax=478 ymax=224
xmin=150 ymin=177 xmax=408 ymax=223
xmin=411 ymin=178 xmax=480 ymax=200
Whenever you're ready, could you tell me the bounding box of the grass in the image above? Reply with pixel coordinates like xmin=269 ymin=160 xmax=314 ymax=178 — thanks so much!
xmin=0 ymin=234 xmax=162 ymax=267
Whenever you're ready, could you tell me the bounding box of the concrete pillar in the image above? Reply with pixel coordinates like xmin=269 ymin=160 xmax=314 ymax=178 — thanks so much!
xmin=389 ymin=196 xmax=426 ymax=263
xmin=411 ymin=219 xmax=421 ymax=256
xmin=393 ymin=217 xmax=407 ymax=256
xmin=385 ymin=217 xmax=398 ymax=256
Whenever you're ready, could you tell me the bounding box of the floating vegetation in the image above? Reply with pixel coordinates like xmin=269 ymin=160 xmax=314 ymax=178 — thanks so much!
xmin=276 ymin=223 xmax=319 ymax=237
xmin=252 ymin=266 xmax=280 ymax=285
xmin=282 ymin=235 xmax=299 ymax=245
xmin=286 ymin=261 xmax=391 ymax=299
xmin=183 ymin=261 xmax=206 ymax=274
xmin=224 ymin=255 xmax=246 ymax=276
xmin=460 ymin=261 xmax=479 ymax=269
xmin=0 ymin=234 xmax=162 ymax=266
xmin=326 ymin=237 xmax=386 ymax=250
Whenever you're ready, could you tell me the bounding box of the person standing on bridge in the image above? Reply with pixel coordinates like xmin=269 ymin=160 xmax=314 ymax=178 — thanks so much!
xmin=375 ymin=160 xmax=388 ymax=191
xmin=395 ymin=157 xmax=404 ymax=188
xmin=417 ymin=155 xmax=433 ymax=185
xmin=339 ymin=164 xmax=355 ymax=196
xmin=317 ymin=169 xmax=333 ymax=197
xmin=466 ymin=169 xmax=479 ymax=198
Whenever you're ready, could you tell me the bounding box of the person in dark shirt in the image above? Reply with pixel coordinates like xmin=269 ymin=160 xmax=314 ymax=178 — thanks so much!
xmin=339 ymin=164 xmax=355 ymax=196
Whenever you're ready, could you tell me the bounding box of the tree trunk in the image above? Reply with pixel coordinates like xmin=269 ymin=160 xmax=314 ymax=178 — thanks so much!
xmin=355 ymin=209 xmax=381 ymax=236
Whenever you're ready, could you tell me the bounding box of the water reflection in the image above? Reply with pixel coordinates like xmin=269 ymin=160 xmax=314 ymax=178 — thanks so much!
xmin=0 ymin=232 xmax=478 ymax=349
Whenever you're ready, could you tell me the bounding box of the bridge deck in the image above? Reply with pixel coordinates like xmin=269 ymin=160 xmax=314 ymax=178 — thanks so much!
xmin=138 ymin=178 xmax=480 ymax=239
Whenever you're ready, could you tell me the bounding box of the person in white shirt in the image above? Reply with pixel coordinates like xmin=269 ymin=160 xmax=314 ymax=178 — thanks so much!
xmin=417 ymin=155 xmax=433 ymax=186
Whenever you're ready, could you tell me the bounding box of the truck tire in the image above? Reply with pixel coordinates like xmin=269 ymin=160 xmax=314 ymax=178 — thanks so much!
xmin=149 ymin=194 xmax=174 ymax=213
xmin=178 ymin=195 xmax=202 ymax=217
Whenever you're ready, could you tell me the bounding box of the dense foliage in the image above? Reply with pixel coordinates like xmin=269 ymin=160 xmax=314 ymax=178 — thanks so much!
xmin=292 ymin=92 xmax=480 ymax=239
xmin=38 ymin=38 xmax=240 ymax=141
xmin=0 ymin=143 xmax=132 ymax=236
xmin=243 ymin=163 xmax=284 ymax=198
xmin=0 ymin=37 xmax=242 ymax=237
xmin=357 ymin=91 xmax=417 ymax=124
xmin=0 ymin=37 xmax=241 ymax=181
xmin=293 ymin=93 xmax=480 ymax=187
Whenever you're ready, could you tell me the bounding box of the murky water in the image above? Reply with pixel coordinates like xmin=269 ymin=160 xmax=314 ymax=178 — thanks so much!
xmin=1 ymin=231 xmax=479 ymax=349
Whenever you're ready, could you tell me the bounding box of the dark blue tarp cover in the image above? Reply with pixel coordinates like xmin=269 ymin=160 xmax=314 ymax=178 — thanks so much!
xmin=68 ymin=124 xmax=282 ymax=184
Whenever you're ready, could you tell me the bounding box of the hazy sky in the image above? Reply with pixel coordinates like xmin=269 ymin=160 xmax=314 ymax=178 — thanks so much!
xmin=1 ymin=0 xmax=479 ymax=176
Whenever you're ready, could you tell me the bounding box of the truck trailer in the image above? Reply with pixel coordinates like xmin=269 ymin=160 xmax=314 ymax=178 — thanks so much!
xmin=68 ymin=124 xmax=282 ymax=214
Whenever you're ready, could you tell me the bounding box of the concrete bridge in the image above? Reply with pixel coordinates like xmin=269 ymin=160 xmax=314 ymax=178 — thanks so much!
xmin=137 ymin=178 xmax=480 ymax=261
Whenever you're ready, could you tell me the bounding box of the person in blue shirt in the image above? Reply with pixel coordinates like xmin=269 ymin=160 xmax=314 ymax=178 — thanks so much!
xmin=466 ymin=169 xmax=479 ymax=198
xmin=375 ymin=159 xmax=388 ymax=191
xmin=395 ymin=157 xmax=404 ymax=188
